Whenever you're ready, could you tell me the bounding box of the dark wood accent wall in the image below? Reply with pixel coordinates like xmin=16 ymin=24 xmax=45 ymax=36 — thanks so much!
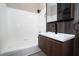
xmin=47 ymin=20 xmax=74 ymax=34
xmin=47 ymin=22 xmax=64 ymax=33
xmin=47 ymin=23 xmax=55 ymax=32
xmin=57 ymin=3 xmax=74 ymax=20
xmin=74 ymin=32 xmax=79 ymax=56
xmin=46 ymin=3 xmax=74 ymax=34
xmin=38 ymin=35 xmax=74 ymax=56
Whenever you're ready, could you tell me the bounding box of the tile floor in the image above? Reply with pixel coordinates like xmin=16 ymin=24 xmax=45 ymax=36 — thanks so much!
xmin=29 ymin=51 xmax=46 ymax=56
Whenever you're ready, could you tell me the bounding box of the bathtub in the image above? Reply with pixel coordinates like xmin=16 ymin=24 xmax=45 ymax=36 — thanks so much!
xmin=0 ymin=39 xmax=40 ymax=56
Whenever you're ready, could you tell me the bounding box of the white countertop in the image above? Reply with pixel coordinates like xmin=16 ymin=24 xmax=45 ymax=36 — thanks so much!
xmin=39 ymin=32 xmax=75 ymax=42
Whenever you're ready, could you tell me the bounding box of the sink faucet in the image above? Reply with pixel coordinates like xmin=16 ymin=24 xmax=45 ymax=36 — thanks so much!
xmin=55 ymin=23 xmax=58 ymax=34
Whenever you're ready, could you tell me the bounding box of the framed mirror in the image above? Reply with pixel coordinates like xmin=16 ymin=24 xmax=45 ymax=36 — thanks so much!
xmin=47 ymin=3 xmax=74 ymax=23
xmin=47 ymin=3 xmax=57 ymax=23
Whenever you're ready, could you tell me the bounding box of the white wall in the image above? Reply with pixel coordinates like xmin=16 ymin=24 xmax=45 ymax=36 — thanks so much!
xmin=0 ymin=5 xmax=46 ymax=53
xmin=7 ymin=8 xmax=39 ymax=41
xmin=0 ymin=7 xmax=8 ymax=52
xmin=38 ymin=8 xmax=46 ymax=33
xmin=0 ymin=3 xmax=6 ymax=7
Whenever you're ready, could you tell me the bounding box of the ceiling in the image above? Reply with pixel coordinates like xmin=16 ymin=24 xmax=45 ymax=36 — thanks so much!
xmin=6 ymin=3 xmax=46 ymax=13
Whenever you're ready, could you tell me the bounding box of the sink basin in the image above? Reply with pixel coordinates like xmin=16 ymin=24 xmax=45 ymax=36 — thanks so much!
xmin=39 ymin=32 xmax=75 ymax=42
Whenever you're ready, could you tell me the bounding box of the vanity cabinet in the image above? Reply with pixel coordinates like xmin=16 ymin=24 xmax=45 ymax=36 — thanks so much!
xmin=38 ymin=35 xmax=74 ymax=56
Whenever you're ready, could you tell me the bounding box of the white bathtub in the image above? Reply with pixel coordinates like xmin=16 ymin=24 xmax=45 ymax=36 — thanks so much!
xmin=39 ymin=32 xmax=75 ymax=42
xmin=0 ymin=39 xmax=40 ymax=56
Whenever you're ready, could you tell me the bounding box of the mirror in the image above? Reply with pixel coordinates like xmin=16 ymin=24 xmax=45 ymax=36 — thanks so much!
xmin=47 ymin=3 xmax=74 ymax=23
xmin=47 ymin=3 xmax=57 ymax=23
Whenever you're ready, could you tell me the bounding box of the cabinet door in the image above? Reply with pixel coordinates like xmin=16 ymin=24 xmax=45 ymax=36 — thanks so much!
xmin=38 ymin=36 xmax=50 ymax=55
xmin=50 ymin=40 xmax=64 ymax=56
xmin=49 ymin=40 xmax=56 ymax=56
xmin=38 ymin=36 xmax=53 ymax=56
xmin=44 ymin=38 xmax=64 ymax=56
xmin=43 ymin=38 xmax=51 ymax=56
xmin=54 ymin=42 xmax=63 ymax=56
xmin=38 ymin=35 xmax=46 ymax=52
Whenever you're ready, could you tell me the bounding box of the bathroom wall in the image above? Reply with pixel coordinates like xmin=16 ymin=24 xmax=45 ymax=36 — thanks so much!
xmin=0 ymin=7 xmax=8 ymax=52
xmin=0 ymin=3 xmax=6 ymax=7
xmin=72 ymin=3 xmax=79 ymax=34
xmin=38 ymin=8 xmax=46 ymax=33
xmin=0 ymin=6 xmax=38 ymax=52
xmin=0 ymin=3 xmax=46 ymax=52
xmin=7 ymin=7 xmax=39 ymax=41
xmin=6 ymin=3 xmax=46 ymax=41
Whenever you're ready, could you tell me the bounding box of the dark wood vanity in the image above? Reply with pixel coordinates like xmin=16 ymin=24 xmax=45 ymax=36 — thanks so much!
xmin=38 ymin=35 xmax=74 ymax=56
